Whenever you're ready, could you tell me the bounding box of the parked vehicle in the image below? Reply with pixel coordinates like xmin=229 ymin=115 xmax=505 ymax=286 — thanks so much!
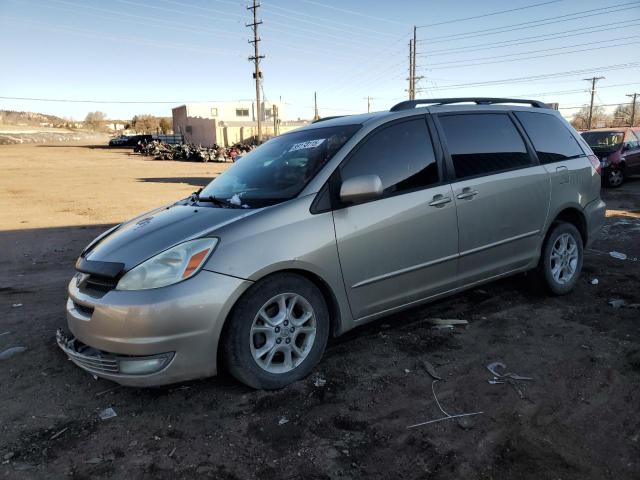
xmin=58 ymin=98 xmax=605 ymax=389
xmin=108 ymin=134 xmax=153 ymax=147
xmin=581 ymin=127 xmax=640 ymax=187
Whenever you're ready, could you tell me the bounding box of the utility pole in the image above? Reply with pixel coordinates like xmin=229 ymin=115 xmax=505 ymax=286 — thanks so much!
xmin=273 ymin=104 xmax=278 ymax=136
xmin=313 ymin=91 xmax=320 ymax=121
xmin=364 ymin=96 xmax=372 ymax=113
xmin=408 ymin=40 xmax=413 ymax=100
xmin=626 ymin=93 xmax=638 ymax=126
xmin=247 ymin=0 xmax=264 ymax=142
xmin=583 ymin=76 xmax=604 ymax=130
xmin=412 ymin=26 xmax=417 ymax=100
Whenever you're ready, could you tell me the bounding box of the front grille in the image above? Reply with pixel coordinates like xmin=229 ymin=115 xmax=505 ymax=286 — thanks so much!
xmin=59 ymin=337 xmax=119 ymax=374
xmin=85 ymin=274 xmax=118 ymax=293
xmin=72 ymin=301 xmax=94 ymax=317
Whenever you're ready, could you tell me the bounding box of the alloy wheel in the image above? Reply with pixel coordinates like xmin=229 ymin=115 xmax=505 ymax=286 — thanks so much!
xmin=249 ymin=293 xmax=317 ymax=374
xmin=549 ymin=233 xmax=579 ymax=285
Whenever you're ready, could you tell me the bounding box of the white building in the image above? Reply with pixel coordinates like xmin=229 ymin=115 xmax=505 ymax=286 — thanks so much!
xmin=172 ymin=101 xmax=287 ymax=146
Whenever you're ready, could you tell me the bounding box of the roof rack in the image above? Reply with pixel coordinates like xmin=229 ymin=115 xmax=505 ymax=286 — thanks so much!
xmin=311 ymin=115 xmax=344 ymax=124
xmin=389 ymin=97 xmax=550 ymax=112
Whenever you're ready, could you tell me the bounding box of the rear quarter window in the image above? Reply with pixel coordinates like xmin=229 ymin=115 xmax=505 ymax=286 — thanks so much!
xmin=515 ymin=112 xmax=583 ymax=164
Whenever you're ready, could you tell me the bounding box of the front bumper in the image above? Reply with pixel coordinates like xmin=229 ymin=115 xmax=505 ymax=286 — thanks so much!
xmin=60 ymin=269 xmax=252 ymax=387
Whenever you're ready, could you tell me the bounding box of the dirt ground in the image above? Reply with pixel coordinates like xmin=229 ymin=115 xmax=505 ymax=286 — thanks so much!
xmin=1 ymin=144 xmax=639 ymax=480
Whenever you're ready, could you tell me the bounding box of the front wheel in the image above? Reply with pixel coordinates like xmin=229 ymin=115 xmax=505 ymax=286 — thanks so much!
xmin=539 ymin=222 xmax=583 ymax=295
xmin=222 ymin=273 xmax=330 ymax=389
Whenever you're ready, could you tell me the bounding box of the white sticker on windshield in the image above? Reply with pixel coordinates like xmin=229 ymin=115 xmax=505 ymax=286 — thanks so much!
xmin=288 ymin=139 xmax=325 ymax=152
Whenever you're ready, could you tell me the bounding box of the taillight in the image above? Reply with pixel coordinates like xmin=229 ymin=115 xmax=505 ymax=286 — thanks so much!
xmin=588 ymin=154 xmax=601 ymax=175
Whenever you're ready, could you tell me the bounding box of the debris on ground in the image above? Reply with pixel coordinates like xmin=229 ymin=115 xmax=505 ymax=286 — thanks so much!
xmin=421 ymin=359 xmax=442 ymax=380
xmin=407 ymin=379 xmax=483 ymax=429
xmin=95 ymin=386 xmax=122 ymax=398
xmin=608 ymin=298 xmax=627 ymax=308
xmin=0 ymin=346 xmax=27 ymax=360
xmin=429 ymin=318 xmax=469 ymax=326
xmin=590 ymin=278 xmax=599 ymax=285
xmin=609 ymin=251 xmax=627 ymax=260
xmin=49 ymin=426 xmax=68 ymax=440
xmin=11 ymin=303 xmax=22 ymax=308
xmin=487 ymin=361 xmax=534 ymax=382
xmin=278 ymin=417 xmax=289 ymax=426
xmin=313 ymin=376 xmax=327 ymax=388
xmin=98 ymin=407 xmax=117 ymax=420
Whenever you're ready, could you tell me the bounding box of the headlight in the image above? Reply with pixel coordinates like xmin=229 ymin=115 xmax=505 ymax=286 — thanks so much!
xmin=116 ymin=238 xmax=218 ymax=291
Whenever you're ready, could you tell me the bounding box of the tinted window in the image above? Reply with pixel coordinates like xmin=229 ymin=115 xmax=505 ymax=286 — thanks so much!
xmin=340 ymin=118 xmax=439 ymax=198
xmin=439 ymin=114 xmax=531 ymax=179
xmin=624 ymin=130 xmax=639 ymax=149
xmin=515 ymin=112 xmax=583 ymax=163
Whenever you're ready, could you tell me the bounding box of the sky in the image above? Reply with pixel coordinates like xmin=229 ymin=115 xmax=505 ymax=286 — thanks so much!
xmin=1 ymin=0 xmax=639 ymax=121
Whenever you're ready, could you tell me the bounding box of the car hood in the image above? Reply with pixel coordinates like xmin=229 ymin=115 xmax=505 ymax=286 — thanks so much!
xmin=81 ymin=203 xmax=260 ymax=271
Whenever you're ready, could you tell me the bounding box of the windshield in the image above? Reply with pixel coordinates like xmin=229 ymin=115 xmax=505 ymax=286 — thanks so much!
xmin=581 ymin=131 xmax=624 ymax=150
xmin=198 ymin=124 xmax=360 ymax=207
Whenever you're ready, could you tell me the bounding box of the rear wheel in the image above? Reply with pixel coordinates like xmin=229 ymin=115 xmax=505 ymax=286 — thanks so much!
xmin=539 ymin=222 xmax=583 ymax=295
xmin=222 ymin=273 xmax=329 ymax=389
xmin=604 ymin=167 xmax=624 ymax=188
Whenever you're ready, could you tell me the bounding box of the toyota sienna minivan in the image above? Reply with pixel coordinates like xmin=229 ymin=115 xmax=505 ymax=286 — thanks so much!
xmin=58 ymin=98 xmax=606 ymax=389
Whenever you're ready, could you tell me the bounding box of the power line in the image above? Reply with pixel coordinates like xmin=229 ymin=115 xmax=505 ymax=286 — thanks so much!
xmin=416 ymin=1 xmax=640 ymax=44
xmin=421 ymin=38 xmax=640 ymax=70
xmin=416 ymin=0 xmax=563 ymax=28
xmin=419 ymin=19 xmax=640 ymax=56
xmin=262 ymin=3 xmax=397 ymax=38
xmin=298 ymin=0 xmax=407 ymax=26
xmin=415 ymin=62 xmax=640 ymax=91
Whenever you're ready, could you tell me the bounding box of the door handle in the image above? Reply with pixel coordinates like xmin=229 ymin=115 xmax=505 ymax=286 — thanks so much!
xmin=456 ymin=188 xmax=479 ymax=200
xmin=428 ymin=194 xmax=452 ymax=207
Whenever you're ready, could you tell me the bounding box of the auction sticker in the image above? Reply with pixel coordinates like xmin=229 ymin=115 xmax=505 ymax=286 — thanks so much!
xmin=288 ymin=139 xmax=325 ymax=152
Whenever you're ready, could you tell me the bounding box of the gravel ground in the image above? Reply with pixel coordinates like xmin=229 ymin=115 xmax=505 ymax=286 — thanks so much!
xmin=1 ymin=145 xmax=639 ymax=479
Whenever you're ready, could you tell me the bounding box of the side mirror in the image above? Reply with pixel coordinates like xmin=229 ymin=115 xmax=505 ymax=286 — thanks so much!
xmin=339 ymin=174 xmax=383 ymax=204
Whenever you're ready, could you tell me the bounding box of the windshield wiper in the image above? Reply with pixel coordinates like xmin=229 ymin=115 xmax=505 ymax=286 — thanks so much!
xmin=194 ymin=194 xmax=242 ymax=209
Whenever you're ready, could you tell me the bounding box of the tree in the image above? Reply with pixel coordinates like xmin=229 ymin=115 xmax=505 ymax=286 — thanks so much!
xmin=570 ymin=105 xmax=609 ymax=130
xmin=131 ymin=114 xmax=160 ymax=133
xmin=159 ymin=117 xmax=172 ymax=134
xmin=84 ymin=111 xmax=106 ymax=130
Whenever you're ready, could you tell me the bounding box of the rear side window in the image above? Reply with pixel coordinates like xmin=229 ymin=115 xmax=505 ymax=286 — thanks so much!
xmin=438 ymin=113 xmax=531 ymax=179
xmin=624 ymin=130 xmax=639 ymax=149
xmin=515 ymin=111 xmax=583 ymax=163
xmin=340 ymin=117 xmax=439 ymax=198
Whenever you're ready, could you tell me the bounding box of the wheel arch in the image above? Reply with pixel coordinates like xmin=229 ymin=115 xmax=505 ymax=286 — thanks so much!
xmin=545 ymin=206 xmax=588 ymax=246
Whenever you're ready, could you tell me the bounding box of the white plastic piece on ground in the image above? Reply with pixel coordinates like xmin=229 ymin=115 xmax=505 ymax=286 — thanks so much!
xmin=99 ymin=407 xmax=117 ymax=420
xmin=278 ymin=417 xmax=289 ymax=425
xmin=11 ymin=303 xmax=23 ymax=308
xmin=0 ymin=346 xmax=27 ymax=360
xmin=590 ymin=278 xmax=599 ymax=285
xmin=609 ymin=251 xmax=627 ymax=260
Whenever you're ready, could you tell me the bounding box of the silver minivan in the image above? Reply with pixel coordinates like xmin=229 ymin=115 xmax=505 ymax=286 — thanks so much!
xmin=58 ymin=98 xmax=606 ymax=389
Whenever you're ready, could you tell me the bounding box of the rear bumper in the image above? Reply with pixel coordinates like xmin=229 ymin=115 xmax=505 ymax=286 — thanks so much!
xmin=584 ymin=197 xmax=606 ymax=247
xmin=61 ymin=269 xmax=252 ymax=387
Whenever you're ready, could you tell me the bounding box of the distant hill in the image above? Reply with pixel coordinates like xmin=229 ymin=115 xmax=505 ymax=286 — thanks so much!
xmin=0 ymin=110 xmax=69 ymax=127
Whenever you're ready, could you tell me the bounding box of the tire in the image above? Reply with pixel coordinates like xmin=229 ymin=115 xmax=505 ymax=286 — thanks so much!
xmin=604 ymin=167 xmax=624 ymax=188
xmin=222 ymin=273 xmax=330 ymax=389
xmin=538 ymin=222 xmax=583 ymax=295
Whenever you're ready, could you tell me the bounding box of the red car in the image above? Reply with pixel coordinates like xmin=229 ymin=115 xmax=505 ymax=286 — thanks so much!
xmin=581 ymin=127 xmax=640 ymax=187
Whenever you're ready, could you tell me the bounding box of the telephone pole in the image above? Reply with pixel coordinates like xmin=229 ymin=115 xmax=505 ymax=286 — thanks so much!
xmin=364 ymin=96 xmax=372 ymax=113
xmin=313 ymin=91 xmax=319 ymax=121
xmin=583 ymin=76 xmax=604 ymax=130
xmin=247 ymin=0 xmax=264 ymax=142
xmin=626 ymin=93 xmax=638 ymax=126
xmin=408 ymin=40 xmax=413 ymax=100
xmin=411 ymin=26 xmax=417 ymax=100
